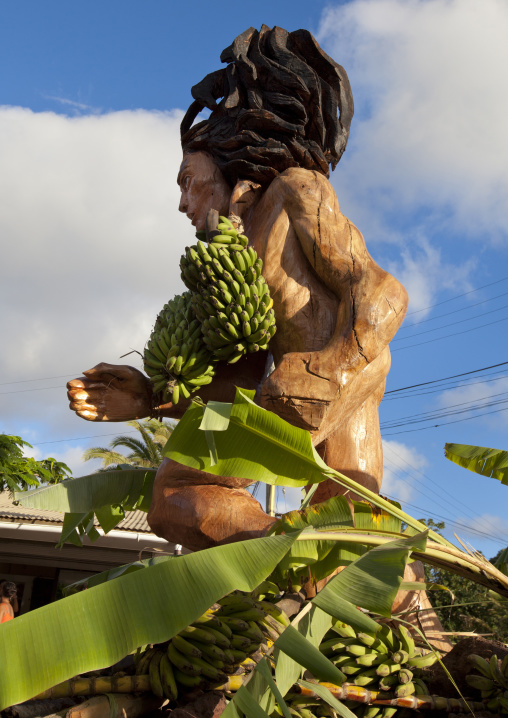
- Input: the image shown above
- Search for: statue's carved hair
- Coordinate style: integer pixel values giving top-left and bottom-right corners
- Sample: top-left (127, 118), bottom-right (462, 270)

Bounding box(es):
top-left (181, 25), bottom-right (354, 187)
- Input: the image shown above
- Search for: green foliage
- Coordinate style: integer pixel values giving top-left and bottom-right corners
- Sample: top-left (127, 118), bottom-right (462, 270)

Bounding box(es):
top-left (420, 519), bottom-right (508, 643)
top-left (445, 443), bottom-right (508, 485)
top-left (0, 434), bottom-right (71, 495)
top-left (16, 466), bottom-right (155, 546)
top-left (83, 418), bottom-right (175, 469)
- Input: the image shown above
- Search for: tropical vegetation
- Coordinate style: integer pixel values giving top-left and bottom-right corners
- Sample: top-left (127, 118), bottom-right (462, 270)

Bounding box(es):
top-left (2, 392), bottom-right (508, 712)
top-left (0, 433), bottom-right (71, 495)
top-left (83, 418), bottom-right (175, 469)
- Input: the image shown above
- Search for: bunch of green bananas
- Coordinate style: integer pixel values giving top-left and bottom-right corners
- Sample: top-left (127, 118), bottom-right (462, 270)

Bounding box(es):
top-left (143, 292), bottom-right (216, 405)
top-left (136, 591), bottom-right (289, 702)
top-left (466, 653), bottom-right (508, 712)
top-left (180, 218), bottom-right (276, 364)
top-left (319, 620), bottom-right (436, 704)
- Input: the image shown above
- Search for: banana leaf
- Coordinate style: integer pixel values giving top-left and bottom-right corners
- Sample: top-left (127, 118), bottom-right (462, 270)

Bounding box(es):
top-left (269, 496), bottom-right (355, 580)
top-left (298, 679), bottom-right (356, 718)
top-left (274, 605), bottom-right (336, 697)
top-left (63, 556), bottom-right (173, 596)
top-left (14, 467), bottom-right (155, 545)
top-left (312, 531), bottom-right (428, 620)
top-left (444, 443), bottom-right (508, 485)
top-left (164, 390), bottom-right (451, 548)
top-left (15, 467), bottom-right (155, 512)
top-left (163, 388), bottom-right (329, 486)
top-left (0, 532), bottom-right (297, 710)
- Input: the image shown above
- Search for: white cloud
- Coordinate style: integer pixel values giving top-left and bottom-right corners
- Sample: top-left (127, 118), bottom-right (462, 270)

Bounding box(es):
top-left (318, 0), bottom-right (508, 240)
top-left (0, 106), bottom-right (188, 453)
top-left (382, 439), bottom-right (427, 502)
top-left (387, 237), bottom-right (475, 315)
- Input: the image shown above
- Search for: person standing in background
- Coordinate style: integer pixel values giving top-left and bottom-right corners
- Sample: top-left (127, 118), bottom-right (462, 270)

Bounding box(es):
top-left (0, 581), bottom-right (17, 623)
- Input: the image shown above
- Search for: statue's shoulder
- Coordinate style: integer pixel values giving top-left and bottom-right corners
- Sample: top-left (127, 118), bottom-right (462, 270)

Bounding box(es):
top-left (267, 167), bottom-right (336, 205)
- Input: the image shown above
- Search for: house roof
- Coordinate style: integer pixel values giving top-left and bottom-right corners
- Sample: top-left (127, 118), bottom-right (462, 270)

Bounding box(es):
top-left (0, 492), bottom-right (151, 533)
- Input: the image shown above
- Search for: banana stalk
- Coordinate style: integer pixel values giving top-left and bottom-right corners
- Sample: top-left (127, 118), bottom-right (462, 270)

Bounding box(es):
top-left (296, 531), bottom-right (508, 598)
top-left (296, 682), bottom-right (486, 713)
top-left (33, 675), bottom-right (151, 700)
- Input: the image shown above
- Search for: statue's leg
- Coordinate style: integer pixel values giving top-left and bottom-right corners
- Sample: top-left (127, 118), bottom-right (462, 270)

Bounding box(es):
top-left (147, 459), bottom-right (276, 552)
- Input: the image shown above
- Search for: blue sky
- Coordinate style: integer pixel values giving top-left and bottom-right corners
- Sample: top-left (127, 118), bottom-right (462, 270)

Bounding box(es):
top-left (1, 0), bottom-right (508, 557)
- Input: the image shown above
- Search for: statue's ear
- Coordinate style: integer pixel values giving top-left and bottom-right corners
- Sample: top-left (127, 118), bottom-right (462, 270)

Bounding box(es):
top-left (230, 180), bottom-right (262, 216)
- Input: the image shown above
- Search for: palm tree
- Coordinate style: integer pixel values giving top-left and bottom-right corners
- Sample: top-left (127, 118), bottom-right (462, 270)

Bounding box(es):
top-left (83, 419), bottom-right (175, 469)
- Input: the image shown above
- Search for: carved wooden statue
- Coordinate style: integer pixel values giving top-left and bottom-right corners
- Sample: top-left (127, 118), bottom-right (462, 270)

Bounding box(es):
top-left (67, 26), bottom-right (407, 553)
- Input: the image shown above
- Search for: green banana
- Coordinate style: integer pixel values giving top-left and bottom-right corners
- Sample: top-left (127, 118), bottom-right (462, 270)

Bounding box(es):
top-left (172, 634), bottom-right (202, 658)
top-left (173, 668), bottom-right (203, 689)
top-left (190, 655), bottom-right (228, 684)
top-left (398, 668), bottom-right (413, 684)
top-left (149, 650), bottom-right (165, 697)
top-left (180, 625), bottom-right (217, 645)
top-left (407, 651), bottom-right (438, 668)
top-left (135, 646), bottom-right (157, 675)
top-left (160, 653), bottom-right (178, 701)
top-left (394, 681), bottom-right (415, 697)
top-left (397, 624), bottom-right (415, 656)
top-left (356, 652), bottom-right (389, 667)
top-left (391, 649), bottom-right (409, 664)
top-left (167, 642), bottom-right (202, 676)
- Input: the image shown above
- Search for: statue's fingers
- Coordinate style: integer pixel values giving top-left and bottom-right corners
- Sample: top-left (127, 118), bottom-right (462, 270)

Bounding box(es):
top-left (76, 409), bottom-right (100, 421)
top-left (66, 378), bottom-right (87, 390)
top-left (69, 399), bottom-right (101, 413)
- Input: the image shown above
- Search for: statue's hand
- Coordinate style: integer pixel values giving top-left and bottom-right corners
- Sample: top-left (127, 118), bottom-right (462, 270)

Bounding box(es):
top-left (67, 363), bottom-right (152, 422)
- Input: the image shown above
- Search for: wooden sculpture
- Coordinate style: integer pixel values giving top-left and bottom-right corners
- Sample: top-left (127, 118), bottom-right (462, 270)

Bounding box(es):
top-left (67, 26), bottom-right (408, 552)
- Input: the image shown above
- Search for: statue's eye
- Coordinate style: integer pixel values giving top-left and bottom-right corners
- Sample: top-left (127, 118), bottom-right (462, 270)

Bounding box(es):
top-left (182, 176), bottom-right (191, 190)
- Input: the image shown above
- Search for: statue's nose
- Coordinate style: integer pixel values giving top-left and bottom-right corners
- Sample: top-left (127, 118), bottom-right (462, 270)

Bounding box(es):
top-left (178, 197), bottom-right (187, 214)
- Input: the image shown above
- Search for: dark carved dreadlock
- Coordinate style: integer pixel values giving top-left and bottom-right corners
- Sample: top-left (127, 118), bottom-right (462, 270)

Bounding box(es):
top-left (181, 25), bottom-right (354, 188)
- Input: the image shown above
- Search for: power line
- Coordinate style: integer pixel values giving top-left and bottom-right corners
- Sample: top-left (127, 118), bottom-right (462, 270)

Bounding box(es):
top-left (386, 360), bottom-right (508, 395)
top-left (400, 289), bottom-right (508, 330)
top-left (384, 371), bottom-right (508, 402)
top-left (30, 430), bottom-right (139, 446)
top-left (382, 404), bottom-right (508, 436)
top-left (383, 444), bottom-right (487, 527)
top-left (381, 390), bottom-right (508, 430)
top-left (0, 373), bottom-right (77, 387)
top-left (0, 385), bottom-right (64, 396)
top-left (391, 313), bottom-right (508, 353)
top-left (392, 301), bottom-right (508, 343)
top-left (405, 275), bottom-right (508, 317)
top-left (382, 492), bottom-right (508, 549)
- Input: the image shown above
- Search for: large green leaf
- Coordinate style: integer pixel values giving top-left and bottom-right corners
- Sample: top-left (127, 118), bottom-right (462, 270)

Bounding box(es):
top-left (270, 497), bottom-right (354, 580)
top-left (275, 605), bottom-right (335, 696)
top-left (298, 680), bottom-right (356, 718)
top-left (445, 443), bottom-right (508, 485)
top-left (14, 468), bottom-right (155, 545)
top-left (0, 533), bottom-right (297, 710)
top-left (275, 624), bottom-right (345, 686)
top-left (164, 391), bottom-right (451, 547)
top-left (163, 388), bottom-right (329, 486)
top-left (312, 531), bottom-right (428, 621)
top-left (63, 556), bottom-right (173, 596)
top-left (15, 468), bottom-right (155, 512)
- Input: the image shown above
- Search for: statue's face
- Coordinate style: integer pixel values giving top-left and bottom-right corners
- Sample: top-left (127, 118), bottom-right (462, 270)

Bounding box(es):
top-left (177, 152), bottom-right (231, 231)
